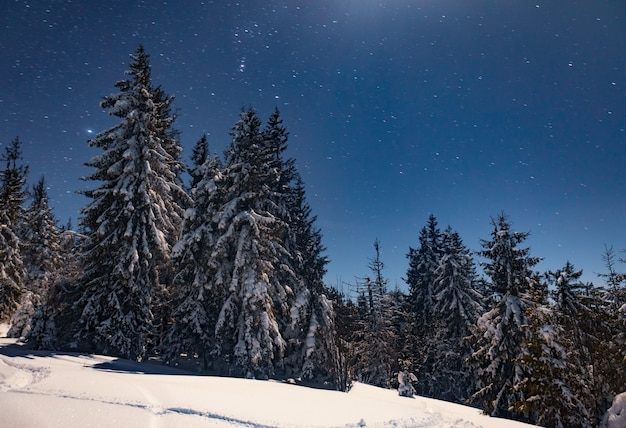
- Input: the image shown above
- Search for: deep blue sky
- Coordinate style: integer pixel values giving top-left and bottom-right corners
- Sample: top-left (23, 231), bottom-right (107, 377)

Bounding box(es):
top-left (2, 0), bottom-right (625, 289)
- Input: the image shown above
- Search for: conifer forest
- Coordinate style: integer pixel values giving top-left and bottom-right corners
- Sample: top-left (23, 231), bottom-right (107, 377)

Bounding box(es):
top-left (1, 46), bottom-right (625, 428)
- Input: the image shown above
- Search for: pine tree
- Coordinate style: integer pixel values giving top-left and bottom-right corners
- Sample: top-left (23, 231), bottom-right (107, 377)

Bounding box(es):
top-left (599, 245), bottom-right (626, 314)
top-left (403, 215), bottom-right (443, 394)
top-left (511, 261), bottom-right (595, 427)
top-left (188, 134), bottom-right (210, 190)
top-left (208, 108), bottom-right (293, 378)
top-left (513, 301), bottom-right (591, 427)
top-left (468, 213), bottom-right (541, 420)
top-left (352, 239), bottom-right (396, 388)
top-left (27, 220), bottom-right (85, 350)
top-left (8, 177), bottom-right (62, 338)
top-left (261, 109), bottom-right (344, 387)
top-left (72, 45), bottom-right (187, 360)
top-left (284, 175), bottom-right (344, 388)
top-left (405, 214), bottom-right (442, 326)
top-left (588, 252), bottom-right (626, 424)
top-left (0, 137), bottom-right (28, 323)
top-left (164, 136), bottom-right (224, 370)
top-left (424, 226), bottom-right (485, 402)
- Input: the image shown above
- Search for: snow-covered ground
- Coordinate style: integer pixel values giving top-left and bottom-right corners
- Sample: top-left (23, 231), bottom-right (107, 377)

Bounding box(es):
top-left (0, 332), bottom-right (532, 428)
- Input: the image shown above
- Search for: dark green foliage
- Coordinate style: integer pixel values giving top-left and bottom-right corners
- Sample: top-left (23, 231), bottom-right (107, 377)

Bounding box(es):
top-left (0, 137), bottom-right (28, 322)
top-left (406, 214), bottom-right (442, 326)
top-left (8, 177), bottom-right (62, 338)
top-left (514, 302), bottom-right (592, 427)
top-left (424, 227), bottom-right (485, 402)
top-left (72, 45), bottom-right (187, 360)
top-left (351, 240), bottom-right (396, 388)
top-left (469, 213), bottom-right (540, 419)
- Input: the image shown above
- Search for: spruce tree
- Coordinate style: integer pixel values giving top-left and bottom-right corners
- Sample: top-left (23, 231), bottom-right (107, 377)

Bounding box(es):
top-left (165, 136), bottom-right (224, 370)
top-left (208, 108), bottom-right (293, 378)
top-left (513, 301), bottom-right (591, 427)
top-left (8, 177), bottom-right (62, 338)
top-left (424, 226), bottom-right (484, 402)
top-left (0, 137), bottom-right (28, 323)
top-left (468, 213), bottom-right (541, 420)
top-left (27, 221), bottom-right (85, 350)
top-left (404, 215), bottom-right (443, 396)
top-left (188, 134), bottom-right (210, 190)
top-left (262, 109), bottom-right (344, 387)
top-left (72, 45), bottom-right (187, 360)
top-left (511, 261), bottom-right (594, 427)
top-left (352, 239), bottom-right (395, 388)
top-left (405, 214), bottom-right (442, 326)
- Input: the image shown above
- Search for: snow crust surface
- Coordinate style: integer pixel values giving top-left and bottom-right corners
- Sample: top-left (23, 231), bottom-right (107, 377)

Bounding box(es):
top-left (0, 338), bottom-right (533, 427)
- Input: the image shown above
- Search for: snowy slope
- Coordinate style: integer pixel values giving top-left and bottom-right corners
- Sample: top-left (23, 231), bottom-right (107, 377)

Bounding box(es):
top-left (0, 337), bottom-right (533, 428)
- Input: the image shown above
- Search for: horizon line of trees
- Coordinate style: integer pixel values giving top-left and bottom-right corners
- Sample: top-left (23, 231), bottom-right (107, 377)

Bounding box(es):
top-left (1, 45), bottom-right (625, 427)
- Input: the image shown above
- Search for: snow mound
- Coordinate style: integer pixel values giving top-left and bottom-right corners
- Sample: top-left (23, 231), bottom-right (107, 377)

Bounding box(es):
top-left (0, 338), bottom-right (532, 427)
top-left (602, 392), bottom-right (626, 428)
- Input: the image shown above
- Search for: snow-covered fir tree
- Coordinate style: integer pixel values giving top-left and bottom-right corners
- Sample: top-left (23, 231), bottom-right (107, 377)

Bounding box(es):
top-left (72, 45), bottom-right (187, 360)
top-left (513, 301), bottom-right (591, 427)
top-left (0, 137), bottom-right (28, 323)
top-left (509, 262), bottom-right (594, 427)
top-left (188, 134), bottom-right (211, 190)
top-left (352, 239), bottom-right (396, 388)
top-left (468, 213), bottom-right (541, 420)
top-left (204, 108), bottom-right (295, 378)
top-left (283, 174), bottom-right (344, 388)
top-left (8, 177), bottom-right (62, 338)
top-left (165, 108), bottom-right (342, 386)
top-left (583, 256), bottom-right (626, 425)
top-left (405, 214), bottom-right (442, 327)
top-left (397, 359), bottom-right (418, 397)
top-left (164, 135), bottom-right (225, 370)
top-left (26, 219), bottom-right (86, 350)
top-left (420, 226), bottom-right (485, 402)
top-left (262, 109), bottom-right (344, 387)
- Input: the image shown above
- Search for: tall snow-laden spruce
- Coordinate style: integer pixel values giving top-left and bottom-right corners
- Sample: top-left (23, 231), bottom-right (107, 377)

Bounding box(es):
top-left (166, 108), bottom-right (341, 384)
top-left (263, 109), bottom-right (343, 387)
top-left (284, 174), bottom-right (344, 388)
top-left (73, 46), bottom-right (187, 360)
top-left (468, 213), bottom-right (541, 420)
top-left (405, 214), bottom-right (442, 327)
top-left (424, 226), bottom-right (485, 402)
top-left (352, 239), bottom-right (396, 388)
top-left (208, 107), bottom-right (293, 379)
top-left (510, 262), bottom-right (593, 427)
top-left (164, 135), bottom-right (224, 370)
top-left (0, 137), bottom-right (28, 323)
top-left (8, 177), bottom-right (62, 338)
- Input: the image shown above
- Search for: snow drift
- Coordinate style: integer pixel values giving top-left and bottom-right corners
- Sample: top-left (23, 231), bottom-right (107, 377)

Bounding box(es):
top-left (0, 336), bottom-right (533, 427)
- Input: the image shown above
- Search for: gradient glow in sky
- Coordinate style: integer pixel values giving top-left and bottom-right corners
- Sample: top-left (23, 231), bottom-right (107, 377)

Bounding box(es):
top-left (2, 0), bottom-right (625, 288)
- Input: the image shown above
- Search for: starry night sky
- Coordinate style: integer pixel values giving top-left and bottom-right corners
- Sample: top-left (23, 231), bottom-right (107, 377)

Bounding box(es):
top-left (2, 0), bottom-right (625, 288)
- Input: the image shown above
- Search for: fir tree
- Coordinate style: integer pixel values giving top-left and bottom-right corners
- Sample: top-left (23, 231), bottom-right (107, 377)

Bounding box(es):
top-left (513, 302), bottom-right (591, 427)
top-left (284, 175), bottom-right (344, 388)
top-left (468, 213), bottom-right (541, 420)
top-left (0, 137), bottom-right (28, 322)
top-left (209, 108), bottom-right (293, 378)
top-left (422, 226), bottom-right (484, 402)
top-left (188, 134), bottom-right (210, 190)
top-left (599, 245), bottom-right (626, 314)
top-left (27, 219), bottom-right (86, 350)
top-left (405, 214), bottom-right (442, 326)
top-left (262, 110), bottom-right (344, 387)
top-left (513, 261), bottom-right (597, 427)
top-left (8, 177), bottom-right (62, 338)
top-left (164, 136), bottom-right (224, 370)
top-left (352, 239), bottom-right (395, 388)
top-left (72, 45), bottom-right (187, 360)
